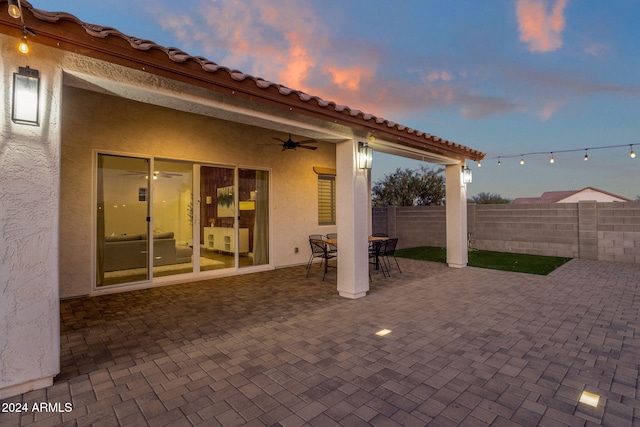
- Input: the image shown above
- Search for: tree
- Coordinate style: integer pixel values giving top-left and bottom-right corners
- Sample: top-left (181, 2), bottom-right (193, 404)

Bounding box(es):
top-left (372, 166), bottom-right (445, 207)
top-left (469, 192), bottom-right (512, 204)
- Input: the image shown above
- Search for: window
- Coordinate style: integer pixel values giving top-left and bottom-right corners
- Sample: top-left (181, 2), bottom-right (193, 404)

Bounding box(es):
top-left (318, 175), bottom-right (336, 225)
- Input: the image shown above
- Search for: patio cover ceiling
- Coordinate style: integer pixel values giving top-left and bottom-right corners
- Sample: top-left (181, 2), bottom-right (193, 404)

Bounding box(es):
top-left (1, 1), bottom-right (485, 165)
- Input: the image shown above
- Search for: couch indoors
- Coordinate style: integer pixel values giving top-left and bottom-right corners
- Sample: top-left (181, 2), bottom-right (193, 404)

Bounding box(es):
top-left (104, 232), bottom-right (192, 272)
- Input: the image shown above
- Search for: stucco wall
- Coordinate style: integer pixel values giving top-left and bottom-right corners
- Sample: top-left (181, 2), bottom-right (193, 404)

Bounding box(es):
top-left (60, 86), bottom-right (336, 298)
top-left (0, 36), bottom-right (61, 397)
top-left (373, 202), bottom-right (640, 263)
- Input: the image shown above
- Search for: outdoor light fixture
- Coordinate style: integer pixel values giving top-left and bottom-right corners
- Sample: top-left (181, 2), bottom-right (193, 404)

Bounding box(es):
top-left (358, 141), bottom-right (373, 170)
top-left (462, 165), bottom-right (472, 184)
top-left (8, 0), bottom-right (21, 19)
top-left (375, 329), bottom-right (391, 337)
top-left (12, 66), bottom-right (40, 126)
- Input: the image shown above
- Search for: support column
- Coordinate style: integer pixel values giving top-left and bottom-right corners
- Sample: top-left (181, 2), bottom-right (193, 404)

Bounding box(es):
top-left (0, 52), bottom-right (61, 398)
top-left (335, 138), bottom-right (370, 299)
top-left (445, 163), bottom-right (468, 268)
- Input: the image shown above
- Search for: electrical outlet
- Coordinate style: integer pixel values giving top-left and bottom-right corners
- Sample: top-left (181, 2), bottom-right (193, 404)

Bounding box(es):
top-left (294, 247), bottom-right (299, 253)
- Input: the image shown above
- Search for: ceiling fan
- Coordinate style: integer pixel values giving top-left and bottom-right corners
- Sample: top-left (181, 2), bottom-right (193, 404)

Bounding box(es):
top-left (263, 134), bottom-right (318, 151)
top-left (122, 170), bottom-right (183, 179)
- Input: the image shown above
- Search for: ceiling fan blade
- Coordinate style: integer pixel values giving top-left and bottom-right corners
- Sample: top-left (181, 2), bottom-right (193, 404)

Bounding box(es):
top-left (272, 137), bottom-right (287, 143)
top-left (298, 145), bottom-right (318, 150)
top-left (296, 139), bottom-right (316, 145)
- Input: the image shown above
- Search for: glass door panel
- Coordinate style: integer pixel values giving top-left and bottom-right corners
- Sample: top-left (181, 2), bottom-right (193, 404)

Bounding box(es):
top-left (152, 160), bottom-right (194, 277)
top-left (239, 169), bottom-right (269, 268)
top-left (200, 166), bottom-right (236, 270)
top-left (97, 154), bottom-right (150, 287)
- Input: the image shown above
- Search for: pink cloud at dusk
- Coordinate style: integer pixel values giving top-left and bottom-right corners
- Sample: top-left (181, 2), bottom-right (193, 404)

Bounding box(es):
top-left (153, 1), bottom-right (567, 122)
top-left (516, 0), bottom-right (568, 53)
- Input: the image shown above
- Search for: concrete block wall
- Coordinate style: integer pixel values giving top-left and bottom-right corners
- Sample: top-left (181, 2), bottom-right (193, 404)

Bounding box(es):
top-left (372, 201), bottom-right (640, 264)
top-left (470, 203), bottom-right (579, 258)
top-left (597, 202), bottom-right (640, 263)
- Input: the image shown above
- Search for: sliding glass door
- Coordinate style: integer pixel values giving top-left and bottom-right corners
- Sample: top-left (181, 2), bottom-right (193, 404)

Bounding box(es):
top-left (97, 154), bottom-right (150, 287)
top-left (152, 160), bottom-right (194, 277)
top-left (239, 169), bottom-right (269, 268)
top-left (200, 166), bottom-right (236, 270)
top-left (97, 155), bottom-right (270, 288)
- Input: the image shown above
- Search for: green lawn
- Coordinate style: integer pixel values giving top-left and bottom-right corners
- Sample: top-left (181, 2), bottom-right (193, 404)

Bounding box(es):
top-left (395, 246), bottom-right (571, 275)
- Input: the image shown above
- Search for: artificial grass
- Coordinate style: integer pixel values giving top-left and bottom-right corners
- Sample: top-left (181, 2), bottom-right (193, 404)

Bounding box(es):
top-left (395, 246), bottom-right (571, 275)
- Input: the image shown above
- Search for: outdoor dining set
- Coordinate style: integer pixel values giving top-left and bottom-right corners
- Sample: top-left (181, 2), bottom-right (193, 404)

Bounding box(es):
top-left (306, 233), bottom-right (401, 281)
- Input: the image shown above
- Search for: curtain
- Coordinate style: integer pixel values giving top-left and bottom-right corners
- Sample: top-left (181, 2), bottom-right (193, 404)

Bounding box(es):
top-left (253, 170), bottom-right (269, 265)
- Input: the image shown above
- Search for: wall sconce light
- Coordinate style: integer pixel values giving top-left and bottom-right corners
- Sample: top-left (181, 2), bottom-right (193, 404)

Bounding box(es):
top-left (8, 0), bottom-right (21, 19)
top-left (358, 141), bottom-right (373, 170)
top-left (12, 66), bottom-right (40, 126)
top-left (462, 165), bottom-right (472, 184)
top-left (205, 196), bottom-right (212, 205)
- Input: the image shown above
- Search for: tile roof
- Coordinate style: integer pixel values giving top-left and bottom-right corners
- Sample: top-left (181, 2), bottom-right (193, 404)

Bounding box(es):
top-left (3, 1), bottom-right (484, 162)
top-left (513, 187), bottom-right (630, 204)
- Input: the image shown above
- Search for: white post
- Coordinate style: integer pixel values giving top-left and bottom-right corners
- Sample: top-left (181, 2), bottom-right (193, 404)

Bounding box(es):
top-left (335, 138), bottom-right (370, 298)
top-left (445, 162), bottom-right (468, 268)
top-left (0, 47), bottom-right (61, 398)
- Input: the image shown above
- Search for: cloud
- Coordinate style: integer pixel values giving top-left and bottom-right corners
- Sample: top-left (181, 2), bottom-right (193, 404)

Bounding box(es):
top-left (425, 70), bottom-right (454, 83)
top-left (516, 0), bottom-right (568, 53)
top-left (152, 1), bottom-right (530, 121)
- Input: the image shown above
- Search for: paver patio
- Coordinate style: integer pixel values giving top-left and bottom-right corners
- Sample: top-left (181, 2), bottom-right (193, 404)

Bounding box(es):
top-left (1, 258), bottom-right (639, 426)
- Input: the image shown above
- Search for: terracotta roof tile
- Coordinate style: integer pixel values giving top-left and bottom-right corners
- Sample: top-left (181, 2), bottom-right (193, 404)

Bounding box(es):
top-left (19, 1), bottom-right (485, 161)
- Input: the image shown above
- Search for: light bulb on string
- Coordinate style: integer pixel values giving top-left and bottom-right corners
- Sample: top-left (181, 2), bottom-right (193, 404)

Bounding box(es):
top-left (497, 157), bottom-right (501, 166)
top-left (8, 0), bottom-right (21, 19)
top-left (549, 152), bottom-right (555, 164)
top-left (520, 156), bottom-right (525, 165)
top-left (631, 145), bottom-right (636, 159)
top-left (584, 149), bottom-right (588, 161)
top-left (18, 36), bottom-right (29, 53)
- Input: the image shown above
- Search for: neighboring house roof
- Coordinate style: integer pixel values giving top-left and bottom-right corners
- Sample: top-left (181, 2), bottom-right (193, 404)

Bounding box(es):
top-left (513, 187), bottom-right (630, 204)
top-left (0, 1), bottom-right (485, 163)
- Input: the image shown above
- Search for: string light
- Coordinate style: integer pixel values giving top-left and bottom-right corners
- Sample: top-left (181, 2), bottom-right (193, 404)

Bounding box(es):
top-left (8, 0), bottom-right (21, 19)
top-left (18, 33), bottom-right (29, 54)
top-left (486, 143), bottom-right (636, 165)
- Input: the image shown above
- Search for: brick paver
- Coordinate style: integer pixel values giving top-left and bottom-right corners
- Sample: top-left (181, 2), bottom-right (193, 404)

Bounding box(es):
top-left (1, 258), bottom-right (639, 426)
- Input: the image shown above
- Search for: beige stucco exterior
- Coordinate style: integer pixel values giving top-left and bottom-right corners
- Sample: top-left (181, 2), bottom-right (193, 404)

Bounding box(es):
top-left (60, 85), bottom-right (339, 298)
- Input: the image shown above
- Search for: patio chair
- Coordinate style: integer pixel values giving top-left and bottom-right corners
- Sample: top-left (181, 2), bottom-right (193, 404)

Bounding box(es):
top-left (368, 239), bottom-right (389, 279)
top-left (371, 233), bottom-right (389, 237)
top-left (381, 238), bottom-right (401, 274)
top-left (306, 236), bottom-right (335, 280)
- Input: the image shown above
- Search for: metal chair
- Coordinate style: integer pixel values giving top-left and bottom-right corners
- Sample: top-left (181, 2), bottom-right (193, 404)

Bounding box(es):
top-left (306, 236), bottom-right (335, 280)
top-left (368, 239), bottom-right (389, 279)
top-left (381, 238), bottom-right (401, 274)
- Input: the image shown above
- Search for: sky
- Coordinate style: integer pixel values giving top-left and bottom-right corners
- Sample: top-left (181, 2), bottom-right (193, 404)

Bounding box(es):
top-left (32, 0), bottom-right (640, 200)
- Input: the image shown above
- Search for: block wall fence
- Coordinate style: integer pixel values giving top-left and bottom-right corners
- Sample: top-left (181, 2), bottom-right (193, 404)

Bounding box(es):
top-left (372, 201), bottom-right (640, 264)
